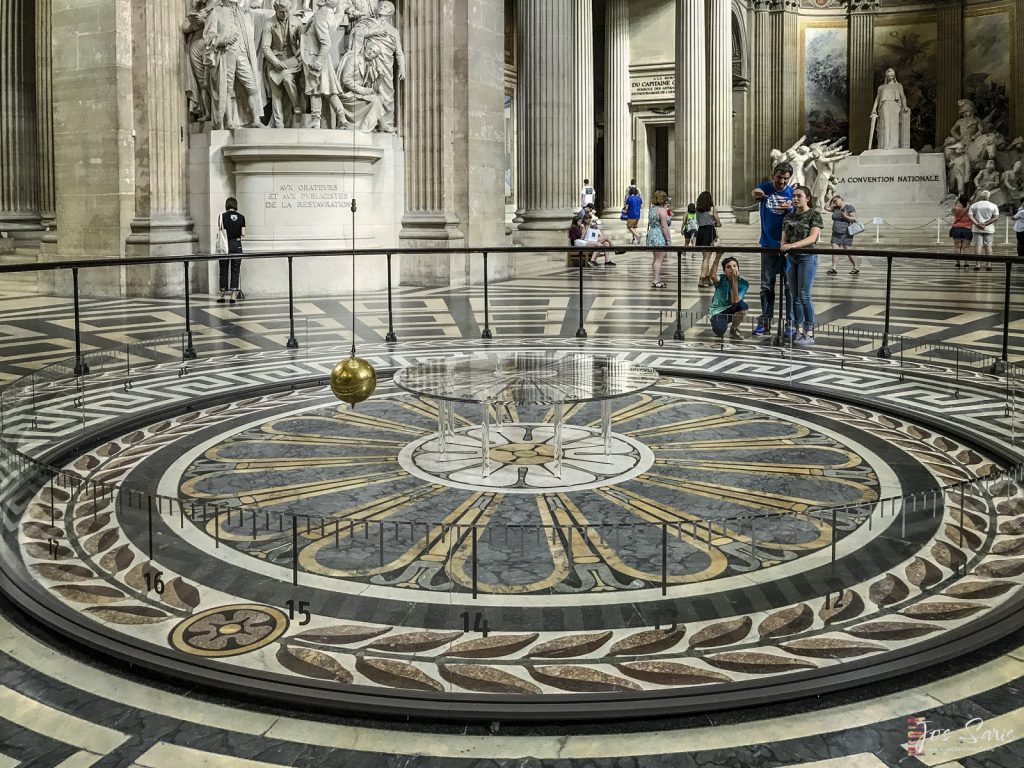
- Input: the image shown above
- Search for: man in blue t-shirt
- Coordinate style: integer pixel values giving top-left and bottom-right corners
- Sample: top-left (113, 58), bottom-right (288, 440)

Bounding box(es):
top-left (751, 162), bottom-right (794, 336)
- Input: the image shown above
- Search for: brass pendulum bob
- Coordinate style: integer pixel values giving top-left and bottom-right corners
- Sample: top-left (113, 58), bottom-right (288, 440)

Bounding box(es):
top-left (330, 355), bottom-right (376, 405)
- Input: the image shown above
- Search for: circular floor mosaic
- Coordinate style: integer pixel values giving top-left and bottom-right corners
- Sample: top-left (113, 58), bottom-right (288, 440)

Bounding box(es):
top-left (12, 364), bottom-right (1023, 718)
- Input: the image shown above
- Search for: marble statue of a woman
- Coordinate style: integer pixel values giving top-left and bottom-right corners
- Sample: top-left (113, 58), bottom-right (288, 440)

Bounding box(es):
top-left (869, 68), bottom-right (911, 150)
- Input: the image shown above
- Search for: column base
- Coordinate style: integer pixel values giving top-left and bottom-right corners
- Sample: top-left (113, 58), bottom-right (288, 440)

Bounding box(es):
top-left (125, 216), bottom-right (199, 298)
top-left (0, 215), bottom-right (45, 244)
top-left (399, 212), bottom-right (467, 287)
top-left (513, 209), bottom-right (577, 248)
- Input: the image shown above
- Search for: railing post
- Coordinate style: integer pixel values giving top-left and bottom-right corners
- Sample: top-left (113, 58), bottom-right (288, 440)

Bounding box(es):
top-left (285, 256), bottom-right (299, 349)
top-left (575, 247), bottom-right (587, 338)
top-left (182, 261), bottom-right (197, 360)
top-left (877, 255), bottom-right (893, 359)
top-left (72, 268), bottom-right (90, 376)
top-left (481, 250), bottom-right (493, 339)
top-left (772, 254), bottom-right (787, 347)
top-left (385, 252), bottom-right (397, 342)
top-left (990, 261), bottom-right (1011, 375)
top-left (673, 248), bottom-right (684, 340)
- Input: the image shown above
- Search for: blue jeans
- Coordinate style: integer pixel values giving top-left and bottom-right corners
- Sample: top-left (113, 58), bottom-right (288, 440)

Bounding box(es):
top-left (759, 251), bottom-right (793, 326)
top-left (710, 300), bottom-right (749, 336)
top-left (787, 253), bottom-right (817, 330)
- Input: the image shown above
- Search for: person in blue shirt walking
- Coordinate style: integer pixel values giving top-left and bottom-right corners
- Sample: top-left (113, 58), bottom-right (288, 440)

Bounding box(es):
top-left (708, 256), bottom-right (749, 340)
top-left (622, 186), bottom-right (643, 244)
top-left (751, 162), bottom-right (795, 336)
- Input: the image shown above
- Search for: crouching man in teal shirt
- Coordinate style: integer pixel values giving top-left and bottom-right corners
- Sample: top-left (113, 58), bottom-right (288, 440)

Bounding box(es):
top-left (709, 256), bottom-right (749, 340)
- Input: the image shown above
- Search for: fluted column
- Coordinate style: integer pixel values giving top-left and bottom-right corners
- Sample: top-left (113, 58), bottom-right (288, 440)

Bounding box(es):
top-left (1011, 1), bottom-right (1023, 137)
top-left (602, 0), bottom-right (631, 218)
top-left (0, 0), bottom-right (42, 242)
top-left (573, 0), bottom-right (594, 198)
top-left (847, 0), bottom-right (878, 153)
top-left (35, 0), bottom-right (55, 238)
top-left (675, 0), bottom-right (707, 205)
top-left (935, 2), bottom-right (963, 144)
top-left (771, 0), bottom-right (800, 151)
top-left (125, 0), bottom-right (197, 295)
top-left (707, 0), bottom-right (733, 218)
top-left (400, 0), bottom-right (464, 247)
top-left (751, 0), bottom-right (773, 178)
top-left (514, 0), bottom-right (594, 245)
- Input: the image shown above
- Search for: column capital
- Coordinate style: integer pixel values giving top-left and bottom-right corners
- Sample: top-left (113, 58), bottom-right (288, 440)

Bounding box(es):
top-left (847, 0), bottom-right (880, 14)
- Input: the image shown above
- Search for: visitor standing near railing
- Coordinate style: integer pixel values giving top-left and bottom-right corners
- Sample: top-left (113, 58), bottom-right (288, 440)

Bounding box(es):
top-left (1014, 198), bottom-right (1024, 259)
top-left (950, 194), bottom-right (973, 270)
top-left (646, 189), bottom-right (672, 289)
top-left (968, 190), bottom-right (999, 272)
top-left (751, 162), bottom-right (795, 336)
top-left (780, 186), bottom-right (822, 346)
top-left (695, 191), bottom-right (723, 289)
top-left (217, 197), bottom-right (246, 304)
top-left (826, 195), bottom-right (860, 275)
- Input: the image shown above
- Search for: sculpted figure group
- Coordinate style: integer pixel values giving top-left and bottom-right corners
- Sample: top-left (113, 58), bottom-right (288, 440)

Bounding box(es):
top-left (769, 135), bottom-right (850, 203)
top-left (183, 0), bottom-right (405, 133)
top-left (942, 98), bottom-right (1024, 204)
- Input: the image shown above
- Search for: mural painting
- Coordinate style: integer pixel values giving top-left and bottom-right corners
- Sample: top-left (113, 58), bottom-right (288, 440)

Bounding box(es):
top-left (963, 9), bottom-right (1012, 136)
top-left (872, 20), bottom-right (937, 149)
top-left (803, 25), bottom-right (849, 143)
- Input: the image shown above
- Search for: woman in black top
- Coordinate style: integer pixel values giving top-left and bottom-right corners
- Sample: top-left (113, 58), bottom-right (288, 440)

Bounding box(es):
top-left (218, 197), bottom-right (246, 303)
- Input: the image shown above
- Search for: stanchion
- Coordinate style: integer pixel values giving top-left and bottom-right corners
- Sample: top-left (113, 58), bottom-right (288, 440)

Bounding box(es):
top-left (481, 251), bottom-right (493, 339)
top-left (182, 262), bottom-right (197, 360)
top-left (285, 256), bottom-right (299, 349)
top-left (72, 268), bottom-right (90, 376)
top-left (575, 248), bottom-right (587, 338)
top-left (877, 255), bottom-right (893, 358)
top-left (385, 252), bottom-right (397, 342)
top-left (673, 248), bottom-right (684, 340)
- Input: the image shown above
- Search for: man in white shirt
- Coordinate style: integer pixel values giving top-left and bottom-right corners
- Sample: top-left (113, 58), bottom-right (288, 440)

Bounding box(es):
top-left (968, 189), bottom-right (999, 271)
top-left (579, 178), bottom-right (596, 210)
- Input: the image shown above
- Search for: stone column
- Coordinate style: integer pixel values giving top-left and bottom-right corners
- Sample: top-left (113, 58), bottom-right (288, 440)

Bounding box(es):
top-left (602, 0), bottom-right (631, 219)
top-left (573, 0), bottom-right (595, 200)
top-left (847, 0), bottom-right (879, 153)
top-left (36, 0), bottom-right (56, 239)
top-left (48, 0), bottom-right (136, 296)
top-left (707, 0), bottom-right (733, 219)
top-left (400, 0), bottom-right (465, 253)
top-left (125, 0), bottom-right (197, 296)
top-left (514, 0), bottom-right (594, 246)
top-left (935, 2), bottom-right (963, 144)
top-left (674, 0), bottom-right (707, 205)
top-left (400, 0), bottom-right (507, 286)
top-left (771, 0), bottom-right (800, 151)
top-left (0, 0), bottom-right (42, 243)
top-left (1015, 0), bottom-right (1024, 137)
top-left (751, 0), bottom-right (773, 180)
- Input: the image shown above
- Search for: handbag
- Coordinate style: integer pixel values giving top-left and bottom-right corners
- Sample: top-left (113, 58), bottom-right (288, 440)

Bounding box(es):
top-left (847, 221), bottom-right (865, 236)
top-left (619, 205), bottom-right (629, 221)
top-left (215, 214), bottom-right (228, 254)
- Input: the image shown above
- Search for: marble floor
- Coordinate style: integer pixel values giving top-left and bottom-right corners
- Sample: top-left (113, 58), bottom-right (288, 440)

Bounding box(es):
top-left (1, 250), bottom-right (1024, 767)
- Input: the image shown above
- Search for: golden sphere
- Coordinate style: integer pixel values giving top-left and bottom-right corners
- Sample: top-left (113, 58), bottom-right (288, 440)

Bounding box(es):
top-left (330, 356), bottom-right (377, 405)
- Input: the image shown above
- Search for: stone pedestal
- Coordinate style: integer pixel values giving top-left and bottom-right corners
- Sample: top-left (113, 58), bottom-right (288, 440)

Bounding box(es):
top-left (190, 129), bottom-right (404, 298)
top-left (832, 151), bottom-right (947, 206)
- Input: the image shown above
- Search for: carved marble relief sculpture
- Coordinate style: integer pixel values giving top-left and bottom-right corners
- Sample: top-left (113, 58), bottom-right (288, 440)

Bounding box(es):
top-left (184, 0), bottom-right (404, 133)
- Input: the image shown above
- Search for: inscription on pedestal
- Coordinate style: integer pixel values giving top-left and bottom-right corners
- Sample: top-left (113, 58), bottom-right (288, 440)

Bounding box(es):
top-left (265, 184), bottom-right (352, 211)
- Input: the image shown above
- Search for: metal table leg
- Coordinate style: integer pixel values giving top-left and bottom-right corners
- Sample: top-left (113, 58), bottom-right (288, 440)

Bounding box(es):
top-left (553, 402), bottom-right (564, 479)
top-left (481, 402), bottom-right (491, 477)
top-left (601, 399), bottom-right (612, 454)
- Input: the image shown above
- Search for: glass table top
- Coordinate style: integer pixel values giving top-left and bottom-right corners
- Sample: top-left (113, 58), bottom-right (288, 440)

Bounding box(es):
top-left (393, 352), bottom-right (659, 405)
